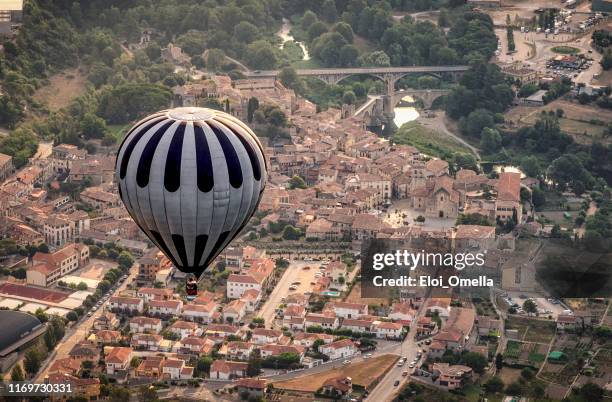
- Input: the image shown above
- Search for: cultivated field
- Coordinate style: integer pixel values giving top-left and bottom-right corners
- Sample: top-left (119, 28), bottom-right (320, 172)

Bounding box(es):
top-left (272, 354), bottom-right (398, 392)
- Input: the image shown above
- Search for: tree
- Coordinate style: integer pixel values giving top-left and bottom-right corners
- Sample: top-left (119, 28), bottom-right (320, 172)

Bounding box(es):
top-left (138, 385), bottom-right (159, 402)
top-left (520, 156), bottom-right (541, 178)
top-left (461, 352), bottom-right (487, 374)
top-left (282, 225), bottom-right (302, 240)
top-left (77, 282), bottom-right (88, 291)
top-left (289, 175), bottom-right (307, 189)
top-left (246, 349), bottom-right (262, 377)
top-left (464, 109), bottom-right (495, 138)
top-left (456, 213), bottom-right (491, 226)
top-left (522, 299), bottom-right (537, 316)
top-left (24, 349), bottom-right (43, 376)
top-left (600, 49), bottom-right (612, 71)
top-left (279, 68), bottom-right (300, 91)
top-left (130, 356), bottom-right (142, 369)
top-left (307, 21), bottom-right (328, 42)
top-left (342, 91), bottom-right (356, 105)
top-left (302, 11), bottom-right (318, 30)
top-left (311, 32), bottom-right (348, 67)
top-left (495, 353), bottom-right (503, 370)
top-left (484, 376), bottom-right (504, 393)
top-left (66, 311), bottom-right (78, 321)
top-left (234, 21), bottom-right (259, 44)
top-left (245, 40), bottom-right (277, 69)
top-left (480, 127), bottom-right (502, 153)
top-left (577, 382), bottom-right (604, 401)
top-left (11, 365), bottom-right (24, 381)
top-left (117, 251), bottom-right (134, 270)
top-left (358, 51), bottom-right (391, 67)
top-left (320, 0), bottom-right (338, 23)
top-left (247, 97), bottom-right (259, 123)
top-left (521, 367), bottom-right (534, 380)
top-left (505, 382), bottom-right (524, 396)
top-left (205, 49), bottom-right (226, 72)
top-left (339, 44), bottom-right (359, 67)
top-left (81, 113), bottom-right (107, 139)
top-left (196, 356), bottom-right (213, 377)
top-left (332, 22), bottom-right (354, 43)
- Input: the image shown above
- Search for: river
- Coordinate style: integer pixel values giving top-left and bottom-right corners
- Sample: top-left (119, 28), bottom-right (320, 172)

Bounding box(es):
top-left (393, 96), bottom-right (420, 128)
top-left (277, 18), bottom-right (310, 61)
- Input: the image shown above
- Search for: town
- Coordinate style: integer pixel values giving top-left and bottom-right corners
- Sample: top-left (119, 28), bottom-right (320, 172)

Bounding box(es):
top-left (0, 0), bottom-right (611, 401)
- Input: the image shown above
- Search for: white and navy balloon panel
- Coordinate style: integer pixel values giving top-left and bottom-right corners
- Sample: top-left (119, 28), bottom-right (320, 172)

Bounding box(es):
top-left (115, 107), bottom-right (267, 278)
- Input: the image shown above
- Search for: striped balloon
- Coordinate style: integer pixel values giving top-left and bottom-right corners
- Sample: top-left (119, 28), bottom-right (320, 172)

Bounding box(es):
top-left (115, 107), bottom-right (267, 278)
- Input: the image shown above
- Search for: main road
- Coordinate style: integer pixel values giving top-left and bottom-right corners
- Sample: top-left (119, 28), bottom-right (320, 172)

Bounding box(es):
top-left (365, 303), bottom-right (427, 401)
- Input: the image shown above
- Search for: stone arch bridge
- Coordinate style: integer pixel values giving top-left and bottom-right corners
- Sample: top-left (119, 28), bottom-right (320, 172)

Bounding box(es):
top-left (244, 65), bottom-right (467, 129)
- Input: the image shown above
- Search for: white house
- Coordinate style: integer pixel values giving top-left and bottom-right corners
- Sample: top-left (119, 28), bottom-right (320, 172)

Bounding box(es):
top-left (373, 321), bottom-right (404, 339)
top-left (320, 339), bottom-right (358, 360)
top-left (137, 287), bottom-right (173, 302)
top-left (162, 359), bottom-right (194, 380)
top-left (226, 341), bottom-right (254, 361)
top-left (109, 296), bottom-right (144, 313)
top-left (327, 302), bottom-right (368, 319)
top-left (556, 315), bottom-right (578, 332)
top-left (182, 302), bottom-right (220, 323)
top-left (210, 360), bottom-right (248, 380)
top-left (129, 316), bottom-right (162, 334)
top-left (168, 320), bottom-right (203, 339)
top-left (304, 313), bottom-right (339, 329)
top-left (251, 328), bottom-right (283, 345)
top-left (340, 318), bottom-right (373, 333)
top-left (148, 299), bottom-right (183, 316)
top-left (223, 299), bottom-right (247, 323)
top-left (105, 347), bottom-right (132, 375)
top-left (388, 302), bottom-right (415, 323)
top-left (131, 333), bottom-right (163, 351)
top-left (227, 274), bottom-right (262, 299)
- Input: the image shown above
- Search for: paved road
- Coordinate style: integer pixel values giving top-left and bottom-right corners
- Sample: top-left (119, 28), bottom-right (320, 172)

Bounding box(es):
top-left (365, 306), bottom-right (427, 402)
top-left (35, 265), bottom-right (138, 381)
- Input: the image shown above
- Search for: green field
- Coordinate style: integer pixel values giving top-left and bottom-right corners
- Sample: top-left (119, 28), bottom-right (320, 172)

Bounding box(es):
top-left (392, 121), bottom-right (472, 158)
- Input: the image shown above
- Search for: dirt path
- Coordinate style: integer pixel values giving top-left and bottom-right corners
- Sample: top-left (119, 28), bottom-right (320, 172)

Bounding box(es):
top-left (417, 113), bottom-right (481, 160)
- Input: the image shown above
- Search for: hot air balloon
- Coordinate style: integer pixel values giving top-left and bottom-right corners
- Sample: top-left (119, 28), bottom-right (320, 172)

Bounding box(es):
top-left (115, 107), bottom-right (267, 292)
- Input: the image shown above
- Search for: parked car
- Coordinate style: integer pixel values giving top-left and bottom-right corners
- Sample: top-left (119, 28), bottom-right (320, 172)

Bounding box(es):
top-left (394, 380), bottom-right (400, 386)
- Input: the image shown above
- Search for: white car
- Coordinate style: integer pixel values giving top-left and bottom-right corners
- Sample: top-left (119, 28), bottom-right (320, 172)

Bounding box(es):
top-left (289, 285), bottom-right (298, 291)
top-left (343, 360), bottom-right (351, 365)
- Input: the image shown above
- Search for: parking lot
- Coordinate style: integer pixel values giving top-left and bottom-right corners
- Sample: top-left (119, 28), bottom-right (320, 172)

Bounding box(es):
top-left (504, 291), bottom-right (570, 318)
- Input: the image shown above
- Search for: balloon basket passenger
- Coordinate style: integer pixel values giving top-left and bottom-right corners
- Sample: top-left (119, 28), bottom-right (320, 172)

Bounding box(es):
top-left (186, 276), bottom-right (198, 300)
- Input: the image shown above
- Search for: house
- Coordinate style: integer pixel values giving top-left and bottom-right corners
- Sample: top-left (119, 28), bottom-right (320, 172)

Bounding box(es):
top-left (433, 330), bottom-right (464, 351)
top-left (137, 287), bottom-right (173, 302)
top-left (428, 341), bottom-right (447, 358)
top-left (495, 172), bottom-right (522, 223)
top-left (226, 341), bottom-right (254, 361)
top-left (148, 299), bottom-right (183, 316)
top-left (283, 304), bottom-right (306, 322)
top-left (223, 299), bottom-right (247, 323)
top-left (260, 344), bottom-right (305, 361)
top-left (68, 341), bottom-right (99, 363)
top-left (475, 316), bottom-right (502, 337)
top-left (162, 358), bottom-right (194, 380)
top-left (417, 316), bottom-right (436, 337)
top-left (319, 339), bottom-right (358, 360)
top-left (210, 360), bottom-right (248, 380)
top-left (93, 312), bottom-right (119, 330)
top-left (129, 316), bottom-right (162, 334)
top-left (47, 374), bottom-right (100, 400)
top-left (556, 315), bottom-right (578, 332)
top-left (373, 321), bottom-right (404, 339)
top-left (109, 296), bottom-right (144, 313)
top-left (135, 357), bottom-right (164, 378)
top-left (93, 330), bottom-right (121, 346)
top-left (235, 378), bottom-right (267, 399)
top-left (168, 320), bottom-right (203, 339)
top-left (206, 324), bottom-right (241, 339)
top-left (240, 289), bottom-right (261, 312)
top-left (131, 333), bottom-right (163, 351)
top-left (251, 328), bottom-right (284, 345)
top-left (292, 332), bottom-right (335, 348)
top-left (389, 302), bottom-right (415, 324)
top-left (49, 357), bottom-right (82, 376)
top-left (27, 243), bottom-right (89, 287)
top-left (0, 153), bottom-right (14, 182)
top-left (304, 313), bottom-right (339, 329)
top-left (340, 318), bottom-right (373, 333)
top-left (172, 336), bottom-right (210, 356)
top-left (105, 347), bottom-right (132, 376)
top-left (227, 274), bottom-right (262, 299)
top-left (432, 363), bottom-right (472, 390)
top-left (319, 376), bottom-right (353, 398)
top-left (182, 302), bottom-right (220, 323)
top-left (325, 302), bottom-right (368, 319)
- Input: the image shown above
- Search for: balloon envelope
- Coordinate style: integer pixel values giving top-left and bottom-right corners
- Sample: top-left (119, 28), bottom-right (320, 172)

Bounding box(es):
top-left (115, 107), bottom-right (267, 278)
